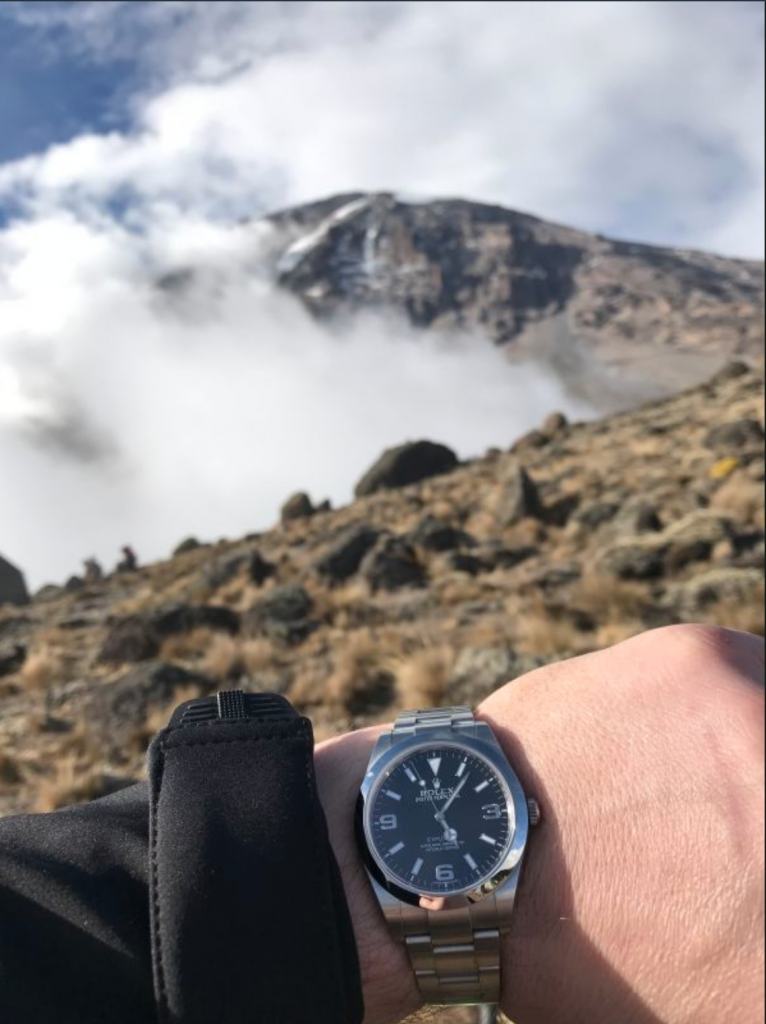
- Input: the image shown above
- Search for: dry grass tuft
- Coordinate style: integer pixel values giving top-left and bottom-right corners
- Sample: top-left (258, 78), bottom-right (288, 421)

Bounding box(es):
top-left (196, 635), bottom-right (281, 683)
top-left (595, 620), bottom-right (647, 648)
top-left (510, 598), bottom-right (586, 659)
top-left (395, 646), bottom-right (455, 709)
top-left (130, 684), bottom-right (205, 753)
top-left (160, 627), bottom-right (216, 662)
top-left (200, 634), bottom-right (243, 682)
top-left (113, 586), bottom-right (157, 616)
top-left (55, 720), bottom-right (103, 762)
top-left (241, 638), bottom-right (279, 677)
top-left (570, 572), bottom-right (650, 624)
top-left (694, 583), bottom-right (766, 637)
top-left (289, 661), bottom-right (331, 710)
top-left (0, 749), bottom-right (22, 789)
top-left (34, 758), bottom-right (108, 813)
top-left (712, 474), bottom-right (765, 528)
top-left (20, 648), bottom-right (63, 693)
top-left (325, 630), bottom-right (396, 715)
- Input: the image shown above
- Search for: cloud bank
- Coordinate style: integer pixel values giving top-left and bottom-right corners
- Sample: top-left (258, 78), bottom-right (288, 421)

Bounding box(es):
top-left (0, 210), bottom-right (593, 586)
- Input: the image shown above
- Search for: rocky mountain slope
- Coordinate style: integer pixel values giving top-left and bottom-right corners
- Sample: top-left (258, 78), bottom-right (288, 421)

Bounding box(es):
top-left (262, 193), bottom-right (764, 409)
top-left (1, 361), bottom-right (763, 823)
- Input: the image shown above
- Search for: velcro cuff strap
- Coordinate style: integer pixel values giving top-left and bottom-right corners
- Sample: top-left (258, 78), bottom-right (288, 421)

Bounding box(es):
top-left (148, 717), bottom-right (363, 1023)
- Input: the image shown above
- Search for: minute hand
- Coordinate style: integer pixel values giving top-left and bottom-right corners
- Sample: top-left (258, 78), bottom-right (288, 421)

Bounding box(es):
top-left (439, 773), bottom-right (469, 816)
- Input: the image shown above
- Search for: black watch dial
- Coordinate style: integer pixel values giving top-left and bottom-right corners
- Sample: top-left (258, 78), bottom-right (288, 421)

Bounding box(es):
top-left (366, 744), bottom-right (514, 896)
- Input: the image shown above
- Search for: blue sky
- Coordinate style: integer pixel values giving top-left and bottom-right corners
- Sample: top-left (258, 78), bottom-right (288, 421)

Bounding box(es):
top-left (0, 0), bottom-right (763, 253)
top-left (0, 11), bottom-right (133, 165)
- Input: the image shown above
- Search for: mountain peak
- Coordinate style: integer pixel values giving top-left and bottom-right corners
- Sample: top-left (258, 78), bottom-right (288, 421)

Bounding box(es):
top-left (265, 192), bottom-right (764, 411)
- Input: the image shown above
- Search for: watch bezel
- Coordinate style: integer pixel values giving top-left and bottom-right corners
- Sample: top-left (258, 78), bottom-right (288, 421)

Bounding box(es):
top-left (356, 731), bottom-right (530, 907)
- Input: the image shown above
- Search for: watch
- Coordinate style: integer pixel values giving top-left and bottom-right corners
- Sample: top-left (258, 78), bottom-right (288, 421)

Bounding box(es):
top-left (356, 706), bottom-right (540, 1007)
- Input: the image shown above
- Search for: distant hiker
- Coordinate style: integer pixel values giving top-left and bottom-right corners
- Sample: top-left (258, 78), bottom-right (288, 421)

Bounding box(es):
top-left (83, 558), bottom-right (103, 585)
top-left (116, 545), bottom-right (138, 573)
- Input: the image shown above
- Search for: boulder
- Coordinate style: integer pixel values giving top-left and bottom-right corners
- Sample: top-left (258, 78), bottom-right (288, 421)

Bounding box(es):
top-left (315, 525), bottom-right (381, 583)
top-left (545, 494), bottom-right (580, 528)
top-left (509, 428), bottom-right (549, 453)
top-left (575, 502), bottom-right (620, 529)
top-left (0, 555), bottom-right (29, 608)
top-left (708, 361), bottom-right (751, 386)
top-left (0, 643), bottom-right (26, 678)
top-left (280, 492), bottom-right (315, 522)
top-left (451, 646), bottom-right (518, 695)
top-left (173, 537), bottom-right (203, 557)
top-left (249, 551), bottom-right (277, 586)
top-left (205, 555), bottom-right (245, 591)
top-left (361, 538), bottom-right (427, 592)
top-left (0, 616), bottom-right (29, 643)
top-left (496, 468), bottom-right (545, 525)
top-left (409, 516), bottom-right (475, 553)
top-left (476, 543), bottom-right (539, 571)
top-left (97, 604), bottom-right (240, 666)
top-left (542, 411), bottom-right (569, 437)
top-left (244, 585), bottom-right (316, 645)
top-left (98, 616), bottom-right (161, 665)
top-left (450, 647), bottom-right (546, 704)
top-left (88, 662), bottom-right (210, 754)
top-left (705, 419), bottom-right (764, 452)
top-left (354, 441), bottom-right (458, 497)
top-left (612, 498), bottom-right (663, 536)
top-left (439, 552), bottom-right (485, 576)
top-left (668, 568), bottom-right (765, 618)
top-left (528, 561), bottom-right (583, 590)
top-left (597, 541), bottom-right (665, 580)
top-left (151, 604), bottom-right (240, 638)
top-left (64, 575), bottom-right (84, 593)
top-left (662, 512), bottom-right (733, 571)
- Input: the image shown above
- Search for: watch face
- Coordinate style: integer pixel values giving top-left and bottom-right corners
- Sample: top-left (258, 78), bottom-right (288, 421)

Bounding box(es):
top-left (365, 742), bottom-right (515, 897)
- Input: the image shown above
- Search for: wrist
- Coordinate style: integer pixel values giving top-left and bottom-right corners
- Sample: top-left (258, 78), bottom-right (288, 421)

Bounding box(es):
top-left (313, 626), bottom-right (765, 1024)
top-left (314, 727), bottom-right (423, 1024)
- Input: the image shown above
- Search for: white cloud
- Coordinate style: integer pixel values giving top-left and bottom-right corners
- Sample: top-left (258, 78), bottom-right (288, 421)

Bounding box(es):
top-left (0, 209), bottom-right (593, 586)
top-left (0, 1), bottom-right (763, 586)
top-left (1, 2), bottom-right (763, 252)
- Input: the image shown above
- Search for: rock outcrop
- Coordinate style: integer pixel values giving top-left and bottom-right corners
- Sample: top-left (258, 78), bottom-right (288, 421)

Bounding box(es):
top-left (0, 555), bottom-right (29, 609)
top-left (355, 440), bottom-right (458, 497)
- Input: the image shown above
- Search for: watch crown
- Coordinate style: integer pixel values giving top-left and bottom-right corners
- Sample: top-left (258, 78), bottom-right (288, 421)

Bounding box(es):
top-left (527, 798), bottom-right (542, 828)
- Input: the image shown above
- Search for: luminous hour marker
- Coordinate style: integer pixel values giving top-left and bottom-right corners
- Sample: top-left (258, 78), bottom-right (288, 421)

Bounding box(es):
top-left (384, 790), bottom-right (402, 801)
top-left (388, 842), bottom-right (405, 856)
top-left (456, 760), bottom-right (467, 778)
top-left (411, 858), bottom-right (424, 877)
top-left (404, 767), bottom-right (418, 784)
top-left (475, 780), bottom-right (490, 793)
top-left (464, 854), bottom-right (478, 871)
top-left (428, 758), bottom-right (442, 777)
top-left (480, 834), bottom-right (496, 846)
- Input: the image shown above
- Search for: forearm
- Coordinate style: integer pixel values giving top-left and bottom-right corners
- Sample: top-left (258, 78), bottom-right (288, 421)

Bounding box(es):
top-left (315, 626), bottom-right (765, 1024)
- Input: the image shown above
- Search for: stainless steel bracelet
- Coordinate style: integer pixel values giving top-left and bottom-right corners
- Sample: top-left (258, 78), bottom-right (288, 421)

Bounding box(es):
top-left (387, 707), bottom-right (502, 1005)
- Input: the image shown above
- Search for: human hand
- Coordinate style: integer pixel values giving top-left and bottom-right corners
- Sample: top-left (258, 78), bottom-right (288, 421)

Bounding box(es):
top-left (314, 625), bottom-right (765, 1024)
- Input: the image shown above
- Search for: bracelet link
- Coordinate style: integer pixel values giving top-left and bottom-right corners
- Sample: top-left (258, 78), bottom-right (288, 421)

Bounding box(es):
top-left (389, 707), bottom-right (501, 1006)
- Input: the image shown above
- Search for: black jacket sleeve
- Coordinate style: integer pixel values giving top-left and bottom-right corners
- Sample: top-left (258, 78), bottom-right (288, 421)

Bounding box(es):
top-left (0, 783), bottom-right (155, 1023)
top-left (0, 718), bottom-right (364, 1024)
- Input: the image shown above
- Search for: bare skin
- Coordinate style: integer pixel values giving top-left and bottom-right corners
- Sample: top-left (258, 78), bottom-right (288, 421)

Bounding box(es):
top-left (314, 625), bottom-right (765, 1024)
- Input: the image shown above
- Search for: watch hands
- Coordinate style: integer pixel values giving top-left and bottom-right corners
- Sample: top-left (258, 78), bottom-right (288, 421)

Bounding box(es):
top-left (440, 773), bottom-right (470, 816)
top-left (427, 796), bottom-right (458, 843)
top-left (433, 774), bottom-right (469, 842)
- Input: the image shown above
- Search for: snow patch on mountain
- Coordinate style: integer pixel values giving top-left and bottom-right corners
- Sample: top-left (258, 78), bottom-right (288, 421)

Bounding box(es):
top-left (276, 196), bottom-right (371, 276)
